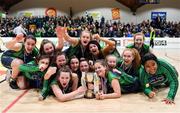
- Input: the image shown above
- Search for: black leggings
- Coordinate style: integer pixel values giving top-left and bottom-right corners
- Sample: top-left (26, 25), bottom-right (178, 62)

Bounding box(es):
top-left (121, 79), bottom-right (141, 93)
top-left (150, 39), bottom-right (154, 48)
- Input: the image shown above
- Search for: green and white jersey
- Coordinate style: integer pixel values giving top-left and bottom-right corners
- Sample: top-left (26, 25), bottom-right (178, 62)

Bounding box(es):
top-left (139, 59), bottom-right (179, 100)
top-left (107, 71), bottom-right (138, 93)
top-left (3, 44), bottom-right (39, 63)
top-left (19, 61), bottom-right (45, 80)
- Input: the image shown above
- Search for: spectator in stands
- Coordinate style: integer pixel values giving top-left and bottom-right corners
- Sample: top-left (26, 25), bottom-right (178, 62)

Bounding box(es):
top-left (13, 23), bottom-right (27, 36)
top-left (150, 27), bottom-right (156, 48)
top-left (1, 16), bottom-right (179, 37)
top-left (126, 31), bottom-right (133, 37)
top-left (154, 15), bottom-right (162, 29)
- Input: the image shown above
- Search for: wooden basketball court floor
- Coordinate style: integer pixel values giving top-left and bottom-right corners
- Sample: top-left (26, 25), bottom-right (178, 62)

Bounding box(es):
top-left (0, 48), bottom-right (180, 113)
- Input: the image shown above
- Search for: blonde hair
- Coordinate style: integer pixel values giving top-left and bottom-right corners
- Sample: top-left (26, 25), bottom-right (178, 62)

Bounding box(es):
top-left (80, 30), bottom-right (92, 40)
top-left (133, 32), bottom-right (145, 41)
top-left (105, 55), bottom-right (117, 70)
top-left (122, 48), bottom-right (141, 69)
top-left (105, 55), bottom-right (117, 64)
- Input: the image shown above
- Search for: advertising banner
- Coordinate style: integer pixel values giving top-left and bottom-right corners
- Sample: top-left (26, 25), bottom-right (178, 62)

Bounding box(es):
top-left (151, 12), bottom-right (166, 20)
top-left (112, 8), bottom-right (120, 20)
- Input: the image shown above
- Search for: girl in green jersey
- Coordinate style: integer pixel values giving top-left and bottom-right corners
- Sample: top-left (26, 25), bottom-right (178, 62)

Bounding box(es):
top-left (140, 53), bottom-right (179, 104)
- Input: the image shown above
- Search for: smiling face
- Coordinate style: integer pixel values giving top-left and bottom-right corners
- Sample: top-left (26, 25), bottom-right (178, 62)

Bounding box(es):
top-left (80, 31), bottom-right (91, 47)
top-left (94, 62), bottom-right (106, 78)
top-left (24, 38), bottom-right (36, 54)
top-left (43, 43), bottom-right (55, 55)
top-left (89, 43), bottom-right (99, 56)
top-left (58, 72), bottom-right (71, 88)
top-left (144, 60), bottom-right (158, 75)
top-left (134, 34), bottom-right (144, 49)
top-left (80, 60), bottom-right (89, 72)
top-left (106, 55), bottom-right (117, 69)
top-left (56, 54), bottom-right (67, 68)
top-left (122, 50), bottom-right (134, 66)
top-left (70, 58), bottom-right (79, 72)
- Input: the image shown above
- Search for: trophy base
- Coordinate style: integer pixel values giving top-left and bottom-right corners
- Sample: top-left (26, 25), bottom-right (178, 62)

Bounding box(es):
top-left (84, 90), bottom-right (95, 99)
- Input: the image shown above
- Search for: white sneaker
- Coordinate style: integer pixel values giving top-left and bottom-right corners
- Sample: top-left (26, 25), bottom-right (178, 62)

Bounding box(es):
top-left (5, 70), bottom-right (12, 82)
top-left (38, 93), bottom-right (46, 101)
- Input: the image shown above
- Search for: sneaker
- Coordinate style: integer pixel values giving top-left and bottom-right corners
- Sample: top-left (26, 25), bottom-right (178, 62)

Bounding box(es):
top-left (5, 70), bottom-right (12, 82)
top-left (38, 93), bottom-right (46, 101)
top-left (9, 78), bottom-right (19, 89)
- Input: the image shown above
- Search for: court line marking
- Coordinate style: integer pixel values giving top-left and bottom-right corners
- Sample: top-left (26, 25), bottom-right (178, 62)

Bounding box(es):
top-left (0, 73), bottom-right (6, 84)
top-left (0, 78), bottom-right (6, 83)
top-left (2, 90), bottom-right (29, 113)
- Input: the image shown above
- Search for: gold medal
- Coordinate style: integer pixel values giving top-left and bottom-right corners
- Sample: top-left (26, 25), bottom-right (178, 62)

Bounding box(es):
top-left (146, 83), bottom-right (150, 87)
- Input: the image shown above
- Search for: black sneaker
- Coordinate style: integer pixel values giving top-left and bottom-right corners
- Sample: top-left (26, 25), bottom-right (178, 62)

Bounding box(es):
top-left (9, 78), bottom-right (19, 89)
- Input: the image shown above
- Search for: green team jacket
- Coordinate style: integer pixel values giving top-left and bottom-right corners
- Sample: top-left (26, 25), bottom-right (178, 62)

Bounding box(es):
top-left (126, 43), bottom-right (150, 58)
top-left (19, 61), bottom-right (50, 97)
top-left (65, 40), bottom-right (84, 60)
top-left (19, 61), bottom-right (45, 80)
top-left (110, 49), bottom-right (123, 62)
top-left (107, 71), bottom-right (138, 93)
top-left (139, 59), bottom-right (179, 100)
top-left (3, 44), bottom-right (39, 63)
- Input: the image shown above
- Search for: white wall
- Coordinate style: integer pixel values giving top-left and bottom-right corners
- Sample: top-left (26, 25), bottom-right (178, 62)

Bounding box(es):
top-left (136, 0), bottom-right (180, 22)
top-left (8, 0), bottom-right (180, 23)
top-left (68, 0), bottom-right (133, 22)
top-left (8, 0), bottom-right (134, 22)
top-left (9, 0), bottom-right (70, 17)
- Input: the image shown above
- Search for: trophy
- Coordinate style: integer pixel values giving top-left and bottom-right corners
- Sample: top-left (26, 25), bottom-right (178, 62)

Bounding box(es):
top-left (81, 72), bottom-right (100, 99)
top-left (84, 72), bottom-right (95, 99)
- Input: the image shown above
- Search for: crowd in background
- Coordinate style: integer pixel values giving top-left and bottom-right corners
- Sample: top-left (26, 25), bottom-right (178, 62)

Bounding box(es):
top-left (0, 15), bottom-right (180, 37)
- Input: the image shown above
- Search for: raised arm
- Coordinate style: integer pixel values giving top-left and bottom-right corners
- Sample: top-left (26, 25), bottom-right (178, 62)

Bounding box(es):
top-left (93, 34), bottom-right (115, 54)
top-left (160, 61), bottom-right (179, 104)
top-left (62, 27), bottom-right (79, 46)
top-left (55, 26), bottom-right (64, 51)
top-left (93, 34), bottom-right (115, 47)
top-left (43, 66), bottom-right (57, 80)
top-left (5, 34), bottom-right (24, 51)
